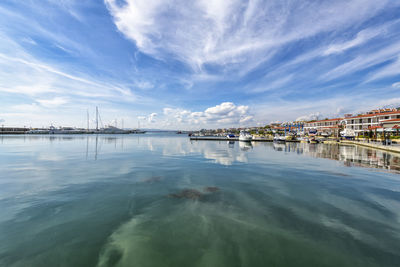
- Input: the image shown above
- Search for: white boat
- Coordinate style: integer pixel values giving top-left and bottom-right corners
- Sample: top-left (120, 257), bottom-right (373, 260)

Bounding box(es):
top-left (130, 129), bottom-right (146, 134)
top-left (273, 135), bottom-right (286, 142)
top-left (49, 126), bottom-right (86, 134)
top-left (26, 129), bottom-right (50, 134)
top-left (239, 130), bottom-right (252, 141)
top-left (340, 128), bottom-right (356, 139)
top-left (97, 126), bottom-right (129, 134)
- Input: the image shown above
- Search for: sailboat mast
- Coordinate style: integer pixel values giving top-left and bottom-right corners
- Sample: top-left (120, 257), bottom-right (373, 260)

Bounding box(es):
top-left (96, 106), bottom-right (99, 131)
top-left (87, 109), bottom-right (89, 131)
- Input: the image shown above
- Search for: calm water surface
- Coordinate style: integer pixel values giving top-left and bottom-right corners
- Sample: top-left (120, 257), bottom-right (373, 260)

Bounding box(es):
top-left (1, 134), bottom-right (400, 267)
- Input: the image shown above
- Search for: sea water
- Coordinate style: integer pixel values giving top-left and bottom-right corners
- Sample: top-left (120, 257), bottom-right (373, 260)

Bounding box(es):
top-left (0, 134), bottom-right (399, 267)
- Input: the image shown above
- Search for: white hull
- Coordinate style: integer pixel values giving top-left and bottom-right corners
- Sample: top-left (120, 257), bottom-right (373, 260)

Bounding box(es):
top-left (239, 131), bottom-right (253, 142)
top-left (239, 136), bottom-right (252, 142)
top-left (274, 135), bottom-right (286, 142)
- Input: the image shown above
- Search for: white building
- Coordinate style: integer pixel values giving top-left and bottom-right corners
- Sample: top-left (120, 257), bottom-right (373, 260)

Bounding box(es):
top-left (304, 118), bottom-right (342, 135)
top-left (342, 109), bottom-right (400, 135)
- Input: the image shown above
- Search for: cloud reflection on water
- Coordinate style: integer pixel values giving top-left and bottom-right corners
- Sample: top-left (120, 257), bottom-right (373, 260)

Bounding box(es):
top-left (0, 135), bottom-right (400, 266)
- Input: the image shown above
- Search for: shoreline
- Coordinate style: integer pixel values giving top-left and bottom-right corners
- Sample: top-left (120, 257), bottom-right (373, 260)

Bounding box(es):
top-left (189, 136), bottom-right (400, 154)
top-left (341, 140), bottom-right (400, 154)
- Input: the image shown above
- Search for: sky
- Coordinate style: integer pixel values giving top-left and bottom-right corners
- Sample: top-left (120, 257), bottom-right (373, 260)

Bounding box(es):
top-left (1, 0), bottom-right (400, 129)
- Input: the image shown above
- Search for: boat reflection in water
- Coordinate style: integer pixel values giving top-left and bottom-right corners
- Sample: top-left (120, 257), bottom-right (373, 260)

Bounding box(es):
top-left (1, 135), bottom-right (400, 267)
top-left (273, 142), bottom-right (400, 173)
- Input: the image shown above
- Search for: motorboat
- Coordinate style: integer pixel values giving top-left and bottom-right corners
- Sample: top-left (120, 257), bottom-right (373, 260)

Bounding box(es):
top-left (239, 130), bottom-right (252, 142)
top-left (340, 128), bottom-right (356, 139)
top-left (273, 135), bottom-right (286, 143)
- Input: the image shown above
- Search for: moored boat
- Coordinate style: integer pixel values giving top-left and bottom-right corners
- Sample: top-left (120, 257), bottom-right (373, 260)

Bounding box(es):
top-left (273, 135), bottom-right (286, 143)
top-left (239, 130), bottom-right (252, 142)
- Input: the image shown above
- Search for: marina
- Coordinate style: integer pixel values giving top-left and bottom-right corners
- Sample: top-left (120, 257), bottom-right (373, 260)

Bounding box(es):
top-left (2, 1), bottom-right (400, 266)
top-left (1, 134), bottom-right (400, 267)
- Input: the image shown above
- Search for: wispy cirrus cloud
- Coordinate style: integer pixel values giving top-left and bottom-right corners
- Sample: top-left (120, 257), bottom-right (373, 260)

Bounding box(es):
top-left (320, 41), bottom-right (400, 82)
top-left (105, 0), bottom-right (391, 76)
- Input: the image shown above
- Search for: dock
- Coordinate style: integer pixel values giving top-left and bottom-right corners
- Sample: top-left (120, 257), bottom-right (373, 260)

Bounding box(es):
top-left (342, 140), bottom-right (400, 154)
top-left (189, 136), bottom-right (299, 142)
top-left (0, 127), bottom-right (29, 134)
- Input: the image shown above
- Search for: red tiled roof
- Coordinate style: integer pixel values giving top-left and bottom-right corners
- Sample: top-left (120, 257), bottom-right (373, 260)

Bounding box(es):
top-left (308, 118), bottom-right (342, 123)
top-left (345, 111), bottom-right (400, 119)
top-left (381, 118), bottom-right (400, 123)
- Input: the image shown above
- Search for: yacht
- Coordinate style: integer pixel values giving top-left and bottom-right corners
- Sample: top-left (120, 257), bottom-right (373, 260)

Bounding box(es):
top-left (97, 126), bottom-right (129, 134)
top-left (26, 129), bottom-right (50, 134)
top-left (239, 130), bottom-right (252, 142)
top-left (273, 135), bottom-right (286, 143)
top-left (49, 126), bottom-right (85, 134)
top-left (340, 128), bottom-right (356, 139)
top-left (130, 129), bottom-right (146, 134)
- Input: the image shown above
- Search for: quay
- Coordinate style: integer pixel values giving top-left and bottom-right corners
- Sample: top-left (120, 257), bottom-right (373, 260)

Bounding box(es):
top-left (189, 136), bottom-right (299, 142)
top-left (0, 127), bottom-right (29, 134)
top-left (190, 136), bottom-right (400, 155)
top-left (342, 140), bottom-right (400, 154)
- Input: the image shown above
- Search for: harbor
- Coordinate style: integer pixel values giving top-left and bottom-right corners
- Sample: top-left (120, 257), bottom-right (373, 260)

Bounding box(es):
top-left (1, 134), bottom-right (400, 267)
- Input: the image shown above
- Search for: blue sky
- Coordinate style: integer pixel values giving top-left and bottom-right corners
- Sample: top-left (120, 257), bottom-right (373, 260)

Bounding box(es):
top-left (1, 0), bottom-right (400, 129)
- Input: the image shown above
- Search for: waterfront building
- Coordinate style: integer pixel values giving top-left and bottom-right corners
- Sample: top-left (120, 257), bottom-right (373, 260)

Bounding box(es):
top-left (341, 108), bottom-right (400, 136)
top-left (304, 118), bottom-right (342, 136)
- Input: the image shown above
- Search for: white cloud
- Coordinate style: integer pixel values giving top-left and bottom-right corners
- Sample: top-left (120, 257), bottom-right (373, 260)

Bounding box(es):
top-left (105, 0), bottom-right (390, 76)
top-left (320, 41), bottom-right (400, 81)
top-left (137, 113), bottom-right (158, 125)
top-left (366, 57), bottom-right (400, 82)
top-left (148, 113), bottom-right (157, 123)
top-left (322, 20), bottom-right (397, 55)
top-left (159, 102), bottom-right (253, 128)
top-left (250, 75), bottom-right (293, 93)
top-left (296, 112), bottom-right (320, 122)
top-left (36, 97), bottom-right (68, 108)
top-left (11, 103), bottom-right (42, 113)
top-left (392, 82), bottom-right (400, 88)
top-left (377, 98), bottom-right (400, 108)
top-left (135, 81), bottom-right (154, 90)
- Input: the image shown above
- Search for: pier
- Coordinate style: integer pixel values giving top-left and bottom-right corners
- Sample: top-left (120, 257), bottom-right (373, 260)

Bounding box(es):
top-left (189, 136), bottom-right (299, 142)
